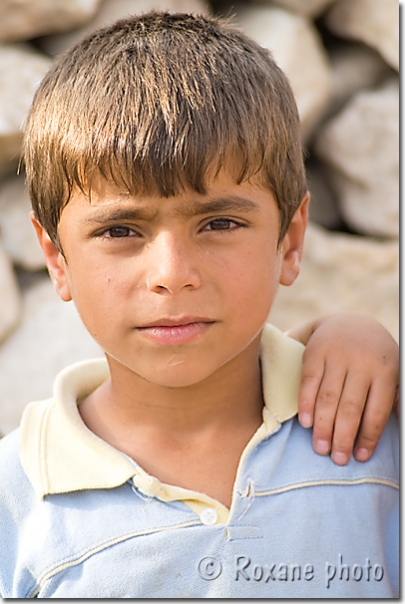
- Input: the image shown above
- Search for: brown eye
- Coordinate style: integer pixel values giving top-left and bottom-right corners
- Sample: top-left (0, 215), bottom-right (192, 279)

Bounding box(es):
top-left (205, 219), bottom-right (238, 231)
top-left (107, 227), bottom-right (134, 238)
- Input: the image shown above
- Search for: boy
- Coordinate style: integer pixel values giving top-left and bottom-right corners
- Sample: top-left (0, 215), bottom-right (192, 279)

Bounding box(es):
top-left (0, 12), bottom-right (398, 598)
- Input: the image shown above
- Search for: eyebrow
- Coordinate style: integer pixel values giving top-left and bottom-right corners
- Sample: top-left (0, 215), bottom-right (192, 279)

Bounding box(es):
top-left (176, 196), bottom-right (260, 217)
top-left (81, 196), bottom-right (260, 226)
top-left (81, 207), bottom-right (158, 226)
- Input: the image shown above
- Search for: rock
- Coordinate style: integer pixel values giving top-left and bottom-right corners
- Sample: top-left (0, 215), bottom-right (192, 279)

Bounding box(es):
top-left (270, 222), bottom-right (399, 341)
top-left (314, 78), bottom-right (399, 238)
top-left (325, 0), bottom-right (399, 71)
top-left (255, 0), bottom-right (336, 19)
top-left (306, 160), bottom-right (343, 231)
top-left (0, 240), bottom-right (22, 343)
top-left (0, 0), bottom-right (102, 43)
top-left (230, 4), bottom-right (332, 141)
top-left (0, 44), bottom-right (51, 174)
top-left (328, 42), bottom-right (393, 116)
top-left (38, 0), bottom-right (210, 56)
top-left (0, 175), bottom-right (46, 271)
top-left (0, 274), bottom-right (103, 435)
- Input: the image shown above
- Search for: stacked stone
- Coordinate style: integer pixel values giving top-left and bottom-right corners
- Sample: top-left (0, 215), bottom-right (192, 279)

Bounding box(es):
top-left (0, 0), bottom-right (399, 434)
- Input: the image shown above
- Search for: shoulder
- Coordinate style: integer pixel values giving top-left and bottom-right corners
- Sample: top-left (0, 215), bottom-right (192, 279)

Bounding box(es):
top-left (0, 429), bottom-right (39, 597)
top-left (0, 429), bottom-right (26, 487)
top-left (0, 428), bottom-right (37, 516)
top-left (0, 427), bottom-right (19, 459)
top-left (262, 411), bottom-right (399, 489)
top-left (362, 411), bottom-right (399, 480)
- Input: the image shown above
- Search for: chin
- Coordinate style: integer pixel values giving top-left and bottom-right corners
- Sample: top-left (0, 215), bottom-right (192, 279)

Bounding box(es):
top-left (144, 367), bottom-right (210, 389)
top-left (130, 355), bottom-right (221, 389)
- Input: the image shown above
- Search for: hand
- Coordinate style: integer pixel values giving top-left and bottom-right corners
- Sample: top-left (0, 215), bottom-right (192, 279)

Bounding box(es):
top-left (287, 313), bottom-right (399, 465)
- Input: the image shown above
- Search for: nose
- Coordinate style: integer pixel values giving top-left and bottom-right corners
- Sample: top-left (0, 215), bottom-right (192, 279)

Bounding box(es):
top-left (145, 231), bottom-right (201, 295)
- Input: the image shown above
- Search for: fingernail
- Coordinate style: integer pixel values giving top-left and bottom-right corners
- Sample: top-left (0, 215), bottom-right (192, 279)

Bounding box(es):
top-left (299, 413), bottom-right (312, 428)
top-left (314, 440), bottom-right (330, 455)
top-left (354, 447), bottom-right (370, 462)
top-left (331, 451), bottom-right (349, 466)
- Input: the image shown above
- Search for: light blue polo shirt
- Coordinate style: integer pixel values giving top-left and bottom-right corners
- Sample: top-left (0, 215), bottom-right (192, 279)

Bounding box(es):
top-left (0, 325), bottom-right (399, 598)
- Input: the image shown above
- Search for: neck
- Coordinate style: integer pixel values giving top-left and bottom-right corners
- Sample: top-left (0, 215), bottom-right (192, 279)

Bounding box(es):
top-left (80, 335), bottom-right (264, 446)
top-left (79, 336), bottom-right (264, 507)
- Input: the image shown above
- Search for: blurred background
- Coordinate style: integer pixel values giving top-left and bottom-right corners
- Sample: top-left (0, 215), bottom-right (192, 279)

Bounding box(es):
top-left (0, 0), bottom-right (399, 434)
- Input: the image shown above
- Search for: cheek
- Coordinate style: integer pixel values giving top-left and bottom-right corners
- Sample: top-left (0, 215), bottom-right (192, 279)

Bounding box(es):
top-left (77, 254), bottom-right (137, 294)
top-left (65, 259), bottom-right (134, 330)
top-left (214, 242), bottom-right (281, 318)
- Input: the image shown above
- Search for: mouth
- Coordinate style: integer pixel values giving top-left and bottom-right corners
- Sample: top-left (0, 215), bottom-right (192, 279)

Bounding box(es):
top-left (140, 316), bottom-right (214, 328)
top-left (136, 317), bottom-right (215, 345)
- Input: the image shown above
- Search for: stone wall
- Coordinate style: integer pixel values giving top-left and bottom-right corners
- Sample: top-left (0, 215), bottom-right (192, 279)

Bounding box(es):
top-left (0, 0), bottom-right (399, 434)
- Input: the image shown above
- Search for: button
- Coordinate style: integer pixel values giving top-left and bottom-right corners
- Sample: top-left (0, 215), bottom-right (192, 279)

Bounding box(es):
top-left (200, 508), bottom-right (218, 526)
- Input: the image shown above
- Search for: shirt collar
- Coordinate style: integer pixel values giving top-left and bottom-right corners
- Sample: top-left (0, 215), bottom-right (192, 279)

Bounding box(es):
top-left (20, 323), bottom-right (303, 498)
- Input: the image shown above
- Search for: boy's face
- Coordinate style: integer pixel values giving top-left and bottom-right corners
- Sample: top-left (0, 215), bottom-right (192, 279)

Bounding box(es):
top-left (34, 171), bottom-right (308, 388)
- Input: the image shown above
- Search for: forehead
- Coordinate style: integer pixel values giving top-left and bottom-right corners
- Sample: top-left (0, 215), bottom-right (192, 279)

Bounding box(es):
top-left (60, 170), bottom-right (278, 224)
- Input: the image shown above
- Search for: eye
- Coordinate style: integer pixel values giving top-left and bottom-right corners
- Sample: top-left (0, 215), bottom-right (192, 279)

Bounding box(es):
top-left (104, 226), bottom-right (137, 238)
top-left (203, 218), bottom-right (241, 231)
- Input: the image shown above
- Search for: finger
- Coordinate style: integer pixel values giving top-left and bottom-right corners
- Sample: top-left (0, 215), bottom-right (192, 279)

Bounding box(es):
top-left (329, 373), bottom-right (370, 466)
top-left (394, 386), bottom-right (399, 420)
top-left (353, 379), bottom-right (397, 462)
top-left (298, 352), bottom-right (325, 428)
top-left (395, 400), bottom-right (399, 420)
top-left (311, 363), bottom-right (346, 456)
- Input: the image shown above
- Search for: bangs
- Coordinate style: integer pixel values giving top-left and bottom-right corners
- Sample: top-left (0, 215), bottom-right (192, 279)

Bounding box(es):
top-left (23, 11), bottom-right (306, 245)
top-left (62, 100), bottom-right (270, 201)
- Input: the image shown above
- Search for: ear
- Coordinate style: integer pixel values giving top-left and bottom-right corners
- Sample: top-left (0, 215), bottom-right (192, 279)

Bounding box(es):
top-left (279, 192), bottom-right (309, 287)
top-left (30, 212), bottom-right (72, 302)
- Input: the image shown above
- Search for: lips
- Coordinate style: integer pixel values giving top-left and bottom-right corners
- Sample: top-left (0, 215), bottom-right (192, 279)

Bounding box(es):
top-left (137, 317), bottom-right (215, 345)
top-left (139, 316), bottom-right (214, 328)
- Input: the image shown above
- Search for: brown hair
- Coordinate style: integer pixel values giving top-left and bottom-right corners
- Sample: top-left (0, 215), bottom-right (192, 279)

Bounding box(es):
top-left (22, 11), bottom-right (307, 247)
